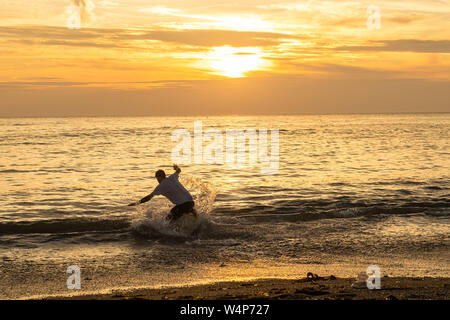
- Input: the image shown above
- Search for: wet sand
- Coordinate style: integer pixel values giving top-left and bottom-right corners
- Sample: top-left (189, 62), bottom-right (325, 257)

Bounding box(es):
top-left (47, 275), bottom-right (449, 300)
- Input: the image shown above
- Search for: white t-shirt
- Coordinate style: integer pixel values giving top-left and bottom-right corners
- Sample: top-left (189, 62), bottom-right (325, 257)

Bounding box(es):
top-left (150, 172), bottom-right (193, 205)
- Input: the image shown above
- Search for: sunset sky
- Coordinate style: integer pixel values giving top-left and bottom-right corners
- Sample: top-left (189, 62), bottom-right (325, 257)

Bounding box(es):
top-left (1, 0), bottom-right (449, 116)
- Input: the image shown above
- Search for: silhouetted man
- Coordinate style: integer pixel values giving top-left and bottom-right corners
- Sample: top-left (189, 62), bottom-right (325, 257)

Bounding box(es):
top-left (128, 165), bottom-right (196, 222)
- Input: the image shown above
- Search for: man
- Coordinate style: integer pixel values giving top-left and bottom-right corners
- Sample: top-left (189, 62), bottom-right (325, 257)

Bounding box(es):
top-left (128, 164), bottom-right (196, 222)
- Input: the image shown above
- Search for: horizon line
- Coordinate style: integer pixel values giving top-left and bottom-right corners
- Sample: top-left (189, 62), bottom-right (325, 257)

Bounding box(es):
top-left (1, 112), bottom-right (449, 119)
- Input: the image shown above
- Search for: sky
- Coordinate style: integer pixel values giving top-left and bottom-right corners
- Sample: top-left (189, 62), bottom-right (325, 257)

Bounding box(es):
top-left (0, 0), bottom-right (449, 116)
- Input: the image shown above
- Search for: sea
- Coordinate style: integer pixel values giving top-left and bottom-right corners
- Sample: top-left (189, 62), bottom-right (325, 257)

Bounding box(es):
top-left (0, 114), bottom-right (448, 299)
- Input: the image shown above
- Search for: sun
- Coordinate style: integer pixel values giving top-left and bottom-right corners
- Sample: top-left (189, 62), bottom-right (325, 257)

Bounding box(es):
top-left (205, 46), bottom-right (268, 78)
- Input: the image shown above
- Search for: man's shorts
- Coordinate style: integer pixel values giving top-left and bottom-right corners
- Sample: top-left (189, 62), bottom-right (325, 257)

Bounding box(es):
top-left (167, 201), bottom-right (196, 222)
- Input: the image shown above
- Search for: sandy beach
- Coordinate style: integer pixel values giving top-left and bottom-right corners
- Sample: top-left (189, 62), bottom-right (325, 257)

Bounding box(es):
top-left (48, 275), bottom-right (450, 300)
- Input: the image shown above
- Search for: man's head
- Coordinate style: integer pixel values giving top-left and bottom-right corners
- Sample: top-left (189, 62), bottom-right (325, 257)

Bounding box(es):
top-left (155, 169), bottom-right (166, 183)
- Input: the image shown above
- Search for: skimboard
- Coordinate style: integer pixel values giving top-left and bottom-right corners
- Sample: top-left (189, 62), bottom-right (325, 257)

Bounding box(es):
top-left (171, 212), bottom-right (198, 234)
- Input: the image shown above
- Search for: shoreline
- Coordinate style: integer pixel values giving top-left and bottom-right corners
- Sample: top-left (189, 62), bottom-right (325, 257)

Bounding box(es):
top-left (45, 275), bottom-right (450, 300)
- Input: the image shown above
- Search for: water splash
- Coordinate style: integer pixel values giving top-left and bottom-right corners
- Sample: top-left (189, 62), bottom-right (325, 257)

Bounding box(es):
top-left (130, 176), bottom-right (216, 238)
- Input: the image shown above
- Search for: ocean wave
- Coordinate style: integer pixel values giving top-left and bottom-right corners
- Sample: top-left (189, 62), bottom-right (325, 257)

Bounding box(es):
top-left (0, 176), bottom-right (217, 238)
top-left (0, 218), bottom-right (130, 235)
top-left (217, 198), bottom-right (450, 223)
top-left (0, 169), bottom-right (31, 173)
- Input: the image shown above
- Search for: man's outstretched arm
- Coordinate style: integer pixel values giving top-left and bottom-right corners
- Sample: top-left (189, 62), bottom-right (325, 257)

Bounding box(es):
top-left (128, 193), bottom-right (153, 206)
top-left (173, 164), bottom-right (181, 174)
